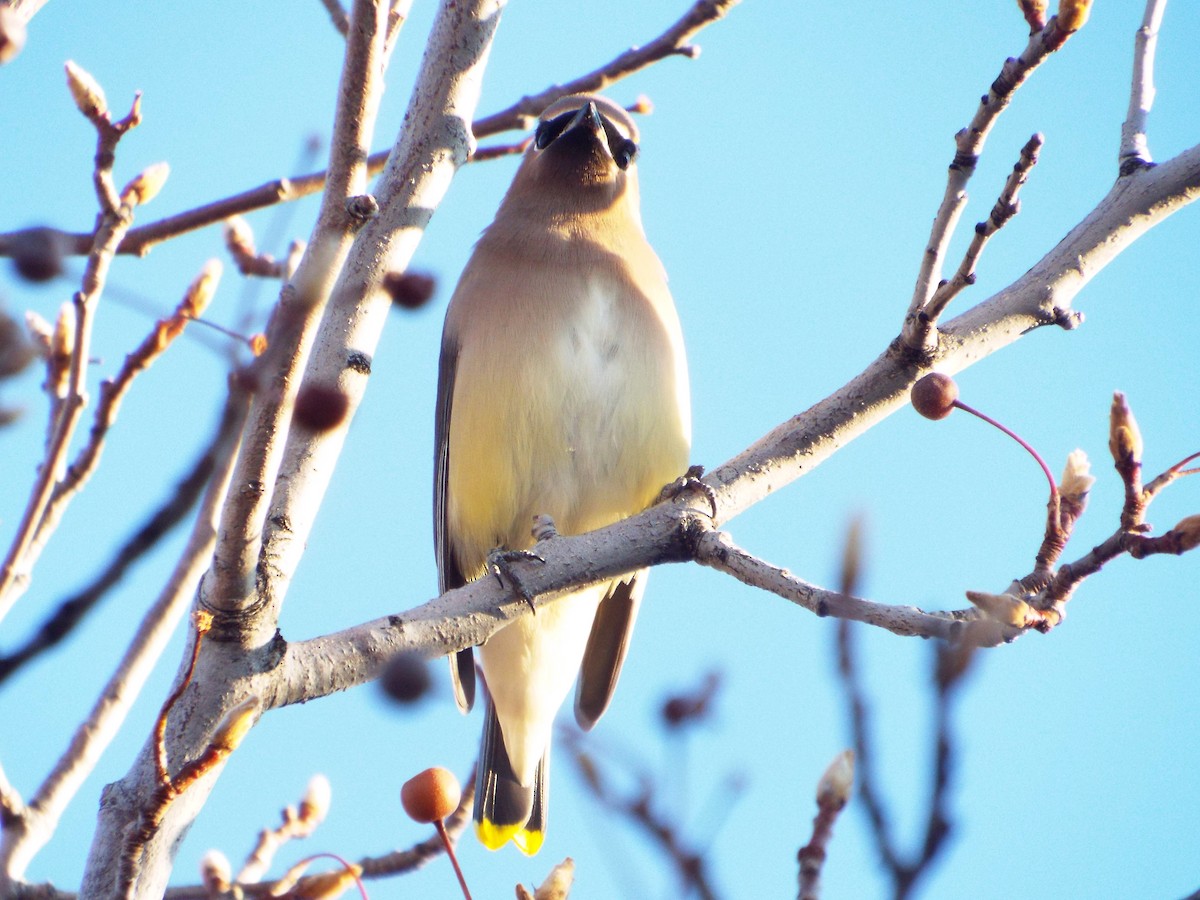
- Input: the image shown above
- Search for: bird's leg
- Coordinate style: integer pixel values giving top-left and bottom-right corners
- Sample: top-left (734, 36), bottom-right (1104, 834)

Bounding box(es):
top-left (657, 464), bottom-right (718, 520)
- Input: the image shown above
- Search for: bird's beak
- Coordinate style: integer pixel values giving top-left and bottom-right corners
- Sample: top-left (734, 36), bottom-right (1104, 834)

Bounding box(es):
top-left (564, 101), bottom-right (603, 137)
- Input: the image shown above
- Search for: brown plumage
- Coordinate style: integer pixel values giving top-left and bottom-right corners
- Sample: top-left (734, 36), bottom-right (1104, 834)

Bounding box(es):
top-left (434, 94), bottom-right (690, 854)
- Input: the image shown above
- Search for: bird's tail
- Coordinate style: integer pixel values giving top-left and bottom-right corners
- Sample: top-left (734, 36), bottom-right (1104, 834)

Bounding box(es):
top-left (475, 700), bottom-right (547, 856)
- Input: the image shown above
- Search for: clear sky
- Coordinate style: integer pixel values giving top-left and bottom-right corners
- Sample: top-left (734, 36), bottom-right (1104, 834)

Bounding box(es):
top-left (1, 2), bottom-right (1198, 898)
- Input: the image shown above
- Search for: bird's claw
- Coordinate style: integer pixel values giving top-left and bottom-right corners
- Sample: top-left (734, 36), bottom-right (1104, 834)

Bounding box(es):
top-left (657, 464), bottom-right (718, 520)
top-left (488, 547), bottom-right (546, 612)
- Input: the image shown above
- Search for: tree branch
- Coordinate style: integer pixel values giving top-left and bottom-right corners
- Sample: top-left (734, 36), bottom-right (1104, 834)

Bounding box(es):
top-left (903, 14), bottom-right (1091, 351)
top-left (0, 384), bottom-right (246, 883)
top-left (1120, 0), bottom-right (1168, 173)
top-left (0, 72), bottom-right (145, 623)
top-left (206, 0), bottom-right (393, 613)
top-left (0, 0), bottom-right (739, 261)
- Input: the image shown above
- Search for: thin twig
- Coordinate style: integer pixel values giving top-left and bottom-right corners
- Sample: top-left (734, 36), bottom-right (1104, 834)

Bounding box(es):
top-left (6, 264), bottom-right (221, 603)
top-left (836, 624), bottom-right (970, 900)
top-left (694, 529), bottom-right (1009, 645)
top-left (0, 78), bottom-right (143, 623)
top-left (472, 0), bottom-right (739, 136)
top-left (0, 395), bottom-right (233, 685)
top-left (903, 17), bottom-right (1090, 351)
top-left (317, 0), bottom-right (350, 35)
top-left (1120, 0), bottom-right (1168, 173)
top-left (923, 134), bottom-right (1043, 322)
top-left (0, 385), bottom-right (246, 882)
top-left (797, 751), bottom-right (853, 900)
top-left (560, 728), bottom-right (720, 900)
top-left (0, 0), bottom-right (739, 261)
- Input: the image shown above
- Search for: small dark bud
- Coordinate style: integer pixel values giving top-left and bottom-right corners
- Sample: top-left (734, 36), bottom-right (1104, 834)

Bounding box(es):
top-left (293, 383), bottom-right (350, 432)
top-left (11, 228), bottom-right (67, 283)
top-left (380, 651), bottom-right (432, 705)
top-left (661, 670), bottom-right (721, 730)
top-left (911, 372), bottom-right (959, 420)
top-left (345, 193), bottom-right (379, 221)
top-left (383, 270), bottom-right (437, 310)
top-left (661, 696), bottom-right (692, 727)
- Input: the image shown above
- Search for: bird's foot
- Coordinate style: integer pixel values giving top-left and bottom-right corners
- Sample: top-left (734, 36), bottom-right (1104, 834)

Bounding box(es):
top-left (487, 546), bottom-right (546, 613)
top-left (657, 464), bottom-right (718, 520)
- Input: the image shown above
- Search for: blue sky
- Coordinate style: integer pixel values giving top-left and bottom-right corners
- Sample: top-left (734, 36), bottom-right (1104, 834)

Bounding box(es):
top-left (1, 2), bottom-right (1198, 898)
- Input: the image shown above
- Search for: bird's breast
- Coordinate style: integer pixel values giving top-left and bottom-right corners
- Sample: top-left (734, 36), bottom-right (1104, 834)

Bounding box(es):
top-left (447, 267), bottom-right (689, 571)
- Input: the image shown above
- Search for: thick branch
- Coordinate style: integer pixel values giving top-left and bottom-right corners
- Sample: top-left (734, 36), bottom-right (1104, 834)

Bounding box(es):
top-left (251, 0), bottom-right (508, 641)
top-left (206, 0), bottom-right (391, 610)
top-left (709, 147), bottom-right (1200, 524)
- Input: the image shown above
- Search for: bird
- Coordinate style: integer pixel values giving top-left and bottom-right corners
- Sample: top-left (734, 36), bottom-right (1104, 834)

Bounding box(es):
top-left (433, 93), bottom-right (691, 855)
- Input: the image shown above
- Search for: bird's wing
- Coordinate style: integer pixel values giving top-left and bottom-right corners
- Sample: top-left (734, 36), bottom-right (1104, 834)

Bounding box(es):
top-left (434, 333), bottom-right (476, 713)
top-left (574, 570), bottom-right (647, 730)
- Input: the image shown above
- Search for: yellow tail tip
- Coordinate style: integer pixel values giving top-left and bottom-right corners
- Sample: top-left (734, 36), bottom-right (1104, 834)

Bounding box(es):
top-left (513, 827), bottom-right (544, 856)
top-left (476, 819), bottom-right (544, 856)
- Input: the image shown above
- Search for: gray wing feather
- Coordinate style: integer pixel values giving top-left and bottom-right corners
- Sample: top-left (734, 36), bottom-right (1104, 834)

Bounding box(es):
top-left (434, 333), bottom-right (476, 713)
top-left (574, 571), bottom-right (647, 730)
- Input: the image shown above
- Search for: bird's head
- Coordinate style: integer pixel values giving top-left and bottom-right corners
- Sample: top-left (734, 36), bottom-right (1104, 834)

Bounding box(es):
top-left (510, 94), bottom-right (641, 210)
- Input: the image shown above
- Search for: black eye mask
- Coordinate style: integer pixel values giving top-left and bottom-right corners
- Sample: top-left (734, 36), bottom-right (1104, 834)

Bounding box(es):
top-left (534, 108), bottom-right (639, 170)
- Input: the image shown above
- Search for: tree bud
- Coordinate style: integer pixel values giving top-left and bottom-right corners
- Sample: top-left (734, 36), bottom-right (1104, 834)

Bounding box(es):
top-left (64, 60), bottom-right (108, 120)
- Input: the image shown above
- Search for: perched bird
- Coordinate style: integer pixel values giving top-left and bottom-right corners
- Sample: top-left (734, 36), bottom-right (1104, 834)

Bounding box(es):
top-left (434, 94), bottom-right (691, 854)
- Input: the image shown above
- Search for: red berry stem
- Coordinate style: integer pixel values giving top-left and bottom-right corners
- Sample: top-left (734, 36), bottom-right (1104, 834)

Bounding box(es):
top-left (435, 819), bottom-right (474, 900)
top-left (952, 399), bottom-right (1059, 498)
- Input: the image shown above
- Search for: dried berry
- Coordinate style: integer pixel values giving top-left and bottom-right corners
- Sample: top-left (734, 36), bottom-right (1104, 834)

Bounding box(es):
top-left (401, 767), bottom-right (461, 824)
top-left (381, 651), bottom-right (432, 705)
top-left (383, 271), bottom-right (437, 310)
top-left (293, 383), bottom-right (350, 432)
top-left (911, 372), bottom-right (959, 420)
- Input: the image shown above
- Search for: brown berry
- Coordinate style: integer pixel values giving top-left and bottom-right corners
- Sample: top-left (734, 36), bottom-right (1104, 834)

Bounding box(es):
top-left (11, 227), bottom-right (66, 283)
top-left (383, 271), bottom-right (437, 310)
top-left (380, 651), bottom-right (432, 705)
top-left (911, 372), bottom-right (959, 420)
top-left (293, 383), bottom-right (350, 432)
top-left (401, 767), bottom-right (461, 823)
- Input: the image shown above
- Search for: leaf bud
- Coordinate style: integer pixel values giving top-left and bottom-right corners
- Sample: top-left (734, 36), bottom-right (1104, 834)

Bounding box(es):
top-left (64, 60), bottom-right (108, 120)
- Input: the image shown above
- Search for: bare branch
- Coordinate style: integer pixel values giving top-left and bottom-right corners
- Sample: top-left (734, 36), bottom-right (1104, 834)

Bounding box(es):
top-left (712, 145), bottom-right (1200, 526)
top-left (560, 727), bottom-right (719, 900)
top-left (472, 0), bottom-right (740, 136)
top-left (0, 386), bottom-right (239, 686)
top-left (154, 772), bottom-right (475, 900)
top-left (922, 133), bottom-right (1043, 323)
top-left (1120, 0), bottom-right (1168, 173)
top-left (206, 0), bottom-right (393, 613)
top-left (694, 530), bottom-right (1005, 644)
top-left (0, 66), bottom-right (145, 622)
top-left (0, 385), bottom-right (246, 881)
top-left (0, 0), bottom-right (737, 261)
top-left (797, 750), bottom-right (854, 900)
top-left (903, 16), bottom-right (1092, 351)
top-left (252, 0), bottom-right (513, 633)
top-left (836, 621), bottom-right (973, 900)
top-left (317, 0), bottom-right (350, 35)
